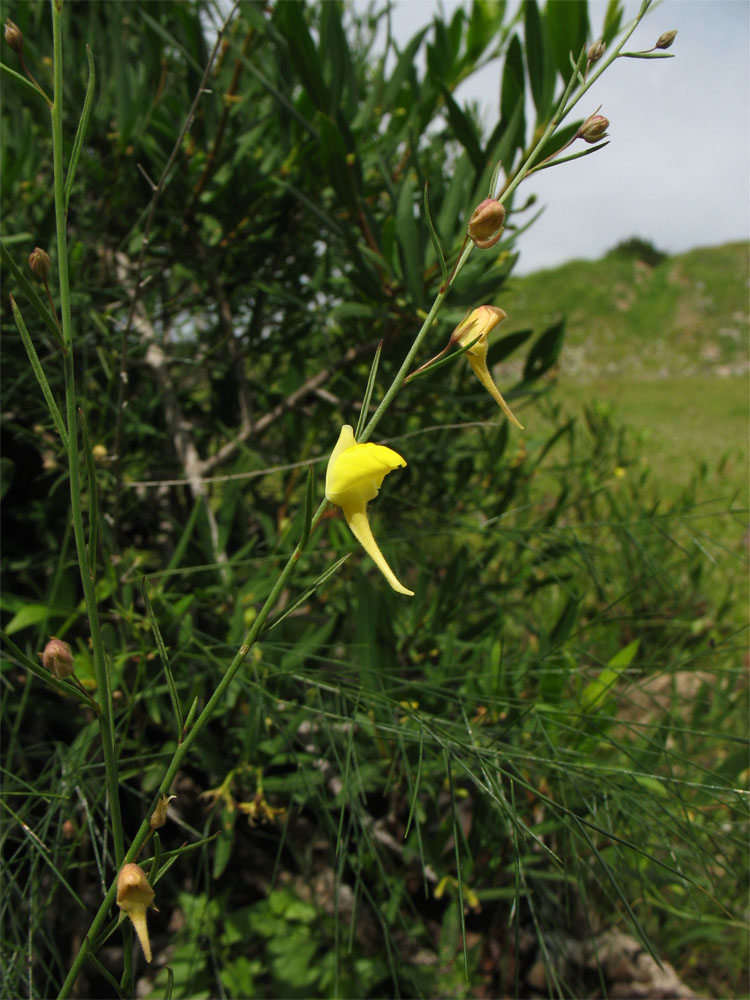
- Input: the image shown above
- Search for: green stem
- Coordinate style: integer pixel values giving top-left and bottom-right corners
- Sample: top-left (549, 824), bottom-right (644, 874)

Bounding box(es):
top-left (50, 1), bottom-right (124, 869)
top-left (58, 497), bottom-right (328, 998)
top-left (360, 239), bottom-right (475, 444)
top-left (58, 4), bottom-right (660, 993)
top-left (502, 0), bottom-right (651, 207)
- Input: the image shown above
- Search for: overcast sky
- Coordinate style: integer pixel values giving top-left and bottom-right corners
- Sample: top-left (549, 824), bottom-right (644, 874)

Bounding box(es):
top-left (379, 0), bottom-right (749, 274)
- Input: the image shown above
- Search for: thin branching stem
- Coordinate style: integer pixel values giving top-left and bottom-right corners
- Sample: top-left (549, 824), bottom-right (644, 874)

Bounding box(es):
top-left (50, 0), bottom-right (124, 866)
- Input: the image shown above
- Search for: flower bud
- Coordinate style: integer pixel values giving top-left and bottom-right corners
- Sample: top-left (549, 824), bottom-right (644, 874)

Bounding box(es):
top-left (39, 637), bottom-right (75, 680)
top-left (577, 114), bottom-right (609, 144)
top-left (467, 199), bottom-right (506, 249)
top-left (29, 247), bottom-right (51, 282)
top-left (587, 39), bottom-right (605, 62)
top-left (655, 30), bottom-right (677, 50)
top-left (149, 794), bottom-right (176, 831)
top-left (116, 863), bottom-right (156, 962)
top-left (4, 19), bottom-right (23, 55)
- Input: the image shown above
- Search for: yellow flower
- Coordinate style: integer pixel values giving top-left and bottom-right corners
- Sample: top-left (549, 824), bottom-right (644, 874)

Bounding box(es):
top-left (325, 424), bottom-right (414, 596)
top-left (116, 863), bottom-right (157, 962)
top-left (452, 306), bottom-right (523, 429)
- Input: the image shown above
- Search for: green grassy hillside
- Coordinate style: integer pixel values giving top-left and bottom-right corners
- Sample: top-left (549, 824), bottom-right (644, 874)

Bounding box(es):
top-left (499, 241), bottom-right (749, 495)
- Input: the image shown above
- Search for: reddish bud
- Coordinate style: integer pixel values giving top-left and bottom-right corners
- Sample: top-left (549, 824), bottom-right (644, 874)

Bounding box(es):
top-left (467, 199), bottom-right (506, 249)
top-left (655, 30), bottom-right (677, 50)
top-left (4, 19), bottom-right (23, 54)
top-left (39, 637), bottom-right (74, 680)
top-left (577, 114), bottom-right (609, 144)
top-left (29, 247), bottom-right (51, 281)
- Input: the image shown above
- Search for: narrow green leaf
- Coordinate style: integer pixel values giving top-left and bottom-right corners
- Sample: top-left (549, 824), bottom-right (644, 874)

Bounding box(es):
top-left (444, 749), bottom-right (468, 976)
top-left (83, 951), bottom-right (124, 998)
top-left (1, 629), bottom-right (96, 710)
top-left (395, 174), bottom-right (424, 308)
top-left (0, 61), bottom-right (50, 104)
top-left (1, 242), bottom-right (64, 345)
top-left (319, 1), bottom-right (352, 113)
top-left (182, 696), bottom-right (199, 742)
top-left (9, 295), bottom-right (68, 448)
top-left (440, 84), bottom-right (484, 173)
top-left (355, 341), bottom-right (383, 440)
top-left (602, 0), bottom-right (625, 44)
top-left (490, 328), bottom-right (534, 363)
top-left (488, 159), bottom-right (504, 199)
top-left (619, 51), bottom-right (676, 60)
top-left (499, 34), bottom-right (526, 165)
top-left (381, 29), bottom-right (429, 110)
top-left (484, 100), bottom-right (524, 182)
top-left (522, 318), bottom-right (565, 382)
top-left (546, 0), bottom-right (589, 82)
top-left (530, 139), bottom-right (610, 173)
top-left (141, 581), bottom-right (184, 739)
top-left (0, 798), bottom-right (86, 908)
top-left (548, 594), bottom-right (580, 649)
top-left (139, 8), bottom-right (203, 74)
top-left (166, 498), bottom-right (202, 573)
top-left (275, 1), bottom-right (330, 112)
top-left (78, 407), bottom-right (99, 580)
top-left (266, 555), bottom-right (350, 631)
top-left (299, 464), bottom-right (315, 551)
top-left (64, 44), bottom-right (96, 214)
top-left (422, 183), bottom-right (448, 288)
top-left (524, 1), bottom-right (555, 118)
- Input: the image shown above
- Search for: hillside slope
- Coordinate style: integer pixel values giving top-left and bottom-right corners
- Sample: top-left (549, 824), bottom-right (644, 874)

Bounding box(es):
top-left (498, 241), bottom-right (749, 491)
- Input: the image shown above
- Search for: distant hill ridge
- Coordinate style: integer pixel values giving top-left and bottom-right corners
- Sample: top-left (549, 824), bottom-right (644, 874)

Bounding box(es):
top-left (500, 241), bottom-right (749, 382)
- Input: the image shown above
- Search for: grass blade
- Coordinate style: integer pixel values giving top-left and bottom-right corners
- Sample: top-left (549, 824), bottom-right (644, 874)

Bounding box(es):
top-left (64, 45), bottom-right (96, 214)
top-left (9, 295), bottom-right (68, 448)
top-left (355, 340), bottom-right (383, 440)
top-left (141, 580), bottom-right (184, 739)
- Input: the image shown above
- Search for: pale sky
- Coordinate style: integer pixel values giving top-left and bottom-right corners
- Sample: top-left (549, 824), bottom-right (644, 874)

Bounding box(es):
top-left (377, 0), bottom-right (750, 273)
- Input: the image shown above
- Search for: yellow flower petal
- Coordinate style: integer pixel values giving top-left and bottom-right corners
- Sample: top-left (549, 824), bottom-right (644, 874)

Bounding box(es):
top-left (325, 425), bottom-right (414, 596)
top-left (453, 307), bottom-right (523, 429)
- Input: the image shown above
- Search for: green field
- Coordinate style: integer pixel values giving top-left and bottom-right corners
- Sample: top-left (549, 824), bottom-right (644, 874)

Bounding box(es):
top-left (500, 241), bottom-right (749, 496)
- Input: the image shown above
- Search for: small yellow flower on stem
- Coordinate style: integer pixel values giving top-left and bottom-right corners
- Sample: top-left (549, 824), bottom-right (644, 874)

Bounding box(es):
top-left (451, 306), bottom-right (524, 429)
top-left (116, 863), bottom-right (157, 962)
top-left (325, 425), bottom-right (414, 596)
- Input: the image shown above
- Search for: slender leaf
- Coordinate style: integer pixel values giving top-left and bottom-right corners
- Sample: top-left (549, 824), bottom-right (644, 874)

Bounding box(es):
top-left (523, 318), bottom-right (565, 382)
top-left (141, 581), bottom-right (184, 740)
top-left (499, 34), bottom-right (526, 166)
top-left (1, 242), bottom-right (63, 345)
top-left (64, 45), bottom-right (96, 214)
top-left (422, 183), bottom-right (448, 288)
top-left (9, 295), bottom-right (68, 448)
top-left (298, 464), bottom-right (315, 551)
top-left (546, 0), bottom-right (589, 83)
top-left (356, 341), bottom-right (383, 440)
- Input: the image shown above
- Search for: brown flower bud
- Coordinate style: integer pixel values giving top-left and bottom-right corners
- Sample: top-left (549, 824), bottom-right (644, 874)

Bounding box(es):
top-left (4, 19), bottom-right (23, 55)
top-left (149, 794), bottom-right (176, 831)
top-left (467, 198), bottom-right (506, 249)
top-left (655, 30), bottom-right (677, 50)
top-left (39, 637), bottom-right (75, 680)
top-left (587, 39), bottom-right (606, 62)
top-left (29, 247), bottom-right (51, 282)
top-left (577, 114), bottom-right (609, 144)
top-left (116, 863), bottom-right (156, 962)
